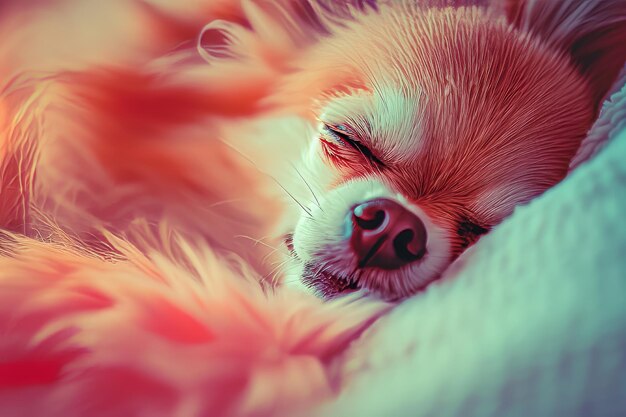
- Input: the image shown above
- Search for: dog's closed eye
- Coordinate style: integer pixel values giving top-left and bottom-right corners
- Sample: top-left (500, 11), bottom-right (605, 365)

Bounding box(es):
top-left (321, 123), bottom-right (385, 167)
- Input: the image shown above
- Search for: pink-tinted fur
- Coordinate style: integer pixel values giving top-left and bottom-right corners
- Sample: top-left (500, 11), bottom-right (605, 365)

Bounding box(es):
top-left (0, 2), bottom-right (391, 416)
top-left (0, 0), bottom-right (625, 415)
top-left (269, 0), bottom-right (625, 297)
top-left (276, 1), bottom-right (624, 259)
top-left (0, 230), bottom-right (386, 416)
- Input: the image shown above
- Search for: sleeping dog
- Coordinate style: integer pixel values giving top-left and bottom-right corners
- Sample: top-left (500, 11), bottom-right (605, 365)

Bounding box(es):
top-left (277, 0), bottom-right (626, 299)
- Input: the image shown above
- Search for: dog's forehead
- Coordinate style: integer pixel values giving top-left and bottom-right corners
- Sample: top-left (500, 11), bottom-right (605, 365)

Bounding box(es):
top-left (321, 85), bottom-right (430, 163)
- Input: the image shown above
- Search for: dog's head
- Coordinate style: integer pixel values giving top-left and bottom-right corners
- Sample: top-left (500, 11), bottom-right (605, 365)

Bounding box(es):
top-left (282, 2), bottom-right (626, 299)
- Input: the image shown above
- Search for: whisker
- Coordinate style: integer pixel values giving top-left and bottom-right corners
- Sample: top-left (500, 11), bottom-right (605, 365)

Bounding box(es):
top-left (234, 234), bottom-right (282, 252)
top-left (207, 198), bottom-right (244, 208)
top-left (234, 234), bottom-right (292, 266)
top-left (261, 248), bottom-right (285, 265)
top-left (260, 260), bottom-right (288, 285)
top-left (291, 163), bottom-right (323, 211)
top-left (216, 139), bottom-right (315, 219)
top-left (273, 179), bottom-right (314, 218)
top-left (263, 258), bottom-right (299, 286)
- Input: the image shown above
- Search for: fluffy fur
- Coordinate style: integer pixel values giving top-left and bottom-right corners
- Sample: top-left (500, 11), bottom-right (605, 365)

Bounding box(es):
top-left (0, 0), bottom-right (624, 416)
top-left (0, 2), bottom-right (395, 416)
top-left (0, 228), bottom-right (388, 416)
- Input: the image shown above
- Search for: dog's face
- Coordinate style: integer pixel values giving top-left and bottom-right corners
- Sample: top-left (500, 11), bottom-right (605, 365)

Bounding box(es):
top-left (289, 6), bottom-right (596, 299)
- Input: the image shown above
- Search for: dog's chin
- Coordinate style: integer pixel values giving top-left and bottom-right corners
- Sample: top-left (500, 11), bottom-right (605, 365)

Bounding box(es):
top-left (301, 263), bottom-right (363, 299)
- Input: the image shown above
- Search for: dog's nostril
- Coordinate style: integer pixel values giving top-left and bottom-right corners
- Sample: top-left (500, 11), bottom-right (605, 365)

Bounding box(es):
top-left (350, 198), bottom-right (427, 270)
top-left (353, 207), bottom-right (386, 230)
top-left (393, 229), bottom-right (425, 261)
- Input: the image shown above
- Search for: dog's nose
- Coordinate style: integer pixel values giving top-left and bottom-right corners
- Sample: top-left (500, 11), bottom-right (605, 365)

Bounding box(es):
top-left (350, 198), bottom-right (427, 270)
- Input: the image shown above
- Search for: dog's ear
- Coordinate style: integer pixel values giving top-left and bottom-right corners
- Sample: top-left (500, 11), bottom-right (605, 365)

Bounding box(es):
top-left (494, 0), bottom-right (626, 106)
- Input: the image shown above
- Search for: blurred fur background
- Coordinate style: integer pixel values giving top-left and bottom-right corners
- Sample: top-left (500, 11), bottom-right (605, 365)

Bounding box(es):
top-left (0, 1), bottom-right (391, 415)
